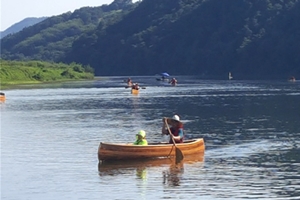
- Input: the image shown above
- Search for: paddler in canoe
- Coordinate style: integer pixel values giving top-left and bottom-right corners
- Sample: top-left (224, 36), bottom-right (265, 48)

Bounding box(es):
top-left (131, 83), bottom-right (140, 90)
top-left (169, 78), bottom-right (178, 86)
top-left (162, 115), bottom-right (184, 144)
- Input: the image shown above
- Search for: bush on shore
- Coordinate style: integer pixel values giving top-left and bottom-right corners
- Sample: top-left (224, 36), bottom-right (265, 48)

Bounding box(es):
top-left (1, 60), bottom-right (94, 88)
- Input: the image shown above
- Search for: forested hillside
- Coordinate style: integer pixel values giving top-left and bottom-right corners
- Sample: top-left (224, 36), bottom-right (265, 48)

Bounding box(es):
top-left (0, 0), bottom-right (137, 62)
top-left (1, 0), bottom-right (300, 79)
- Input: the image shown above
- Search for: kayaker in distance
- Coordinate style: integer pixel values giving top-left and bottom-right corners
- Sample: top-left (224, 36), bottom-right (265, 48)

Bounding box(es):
top-left (132, 83), bottom-right (140, 90)
top-left (289, 76), bottom-right (296, 82)
top-left (126, 77), bottom-right (132, 86)
top-left (169, 78), bottom-right (177, 85)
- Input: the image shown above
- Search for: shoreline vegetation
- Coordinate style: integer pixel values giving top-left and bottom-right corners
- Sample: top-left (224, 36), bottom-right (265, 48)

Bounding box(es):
top-left (0, 60), bottom-right (95, 90)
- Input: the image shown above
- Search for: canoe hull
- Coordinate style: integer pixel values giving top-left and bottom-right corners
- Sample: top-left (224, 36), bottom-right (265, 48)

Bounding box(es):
top-left (0, 95), bottom-right (5, 102)
top-left (131, 89), bottom-right (139, 94)
top-left (98, 138), bottom-right (205, 161)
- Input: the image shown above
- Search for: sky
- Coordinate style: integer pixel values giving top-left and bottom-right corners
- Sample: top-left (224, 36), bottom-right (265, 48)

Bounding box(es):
top-left (1, 0), bottom-right (138, 31)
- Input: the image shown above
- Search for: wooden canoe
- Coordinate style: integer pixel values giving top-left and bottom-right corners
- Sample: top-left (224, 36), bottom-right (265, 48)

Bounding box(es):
top-left (98, 138), bottom-right (205, 161)
top-left (131, 88), bottom-right (139, 95)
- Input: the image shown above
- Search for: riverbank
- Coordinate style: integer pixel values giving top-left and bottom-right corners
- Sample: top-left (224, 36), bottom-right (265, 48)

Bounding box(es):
top-left (0, 77), bottom-right (109, 91)
top-left (0, 60), bottom-right (94, 90)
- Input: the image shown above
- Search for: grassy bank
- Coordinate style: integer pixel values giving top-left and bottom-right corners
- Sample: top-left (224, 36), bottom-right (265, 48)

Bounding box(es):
top-left (0, 60), bottom-right (94, 89)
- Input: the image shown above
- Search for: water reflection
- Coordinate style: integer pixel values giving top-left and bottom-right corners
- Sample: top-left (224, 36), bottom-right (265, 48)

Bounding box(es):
top-left (136, 167), bottom-right (147, 180)
top-left (98, 154), bottom-right (204, 187)
top-left (162, 162), bottom-right (184, 187)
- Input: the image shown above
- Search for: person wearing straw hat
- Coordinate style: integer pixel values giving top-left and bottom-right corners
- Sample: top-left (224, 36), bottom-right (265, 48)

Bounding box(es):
top-left (162, 115), bottom-right (184, 143)
top-left (133, 130), bottom-right (148, 145)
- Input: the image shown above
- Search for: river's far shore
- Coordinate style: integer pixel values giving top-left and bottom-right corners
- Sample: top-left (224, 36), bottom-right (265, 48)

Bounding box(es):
top-left (1, 60), bottom-right (96, 91)
top-left (0, 76), bottom-right (107, 90)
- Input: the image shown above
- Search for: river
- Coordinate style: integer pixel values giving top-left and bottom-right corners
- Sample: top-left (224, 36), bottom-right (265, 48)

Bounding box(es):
top-left (1, 76), bottom-right (300, 200)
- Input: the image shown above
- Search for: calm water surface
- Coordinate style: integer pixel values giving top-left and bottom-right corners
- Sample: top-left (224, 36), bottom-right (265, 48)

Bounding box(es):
top-left (1, 76), bottom-right (300, 200)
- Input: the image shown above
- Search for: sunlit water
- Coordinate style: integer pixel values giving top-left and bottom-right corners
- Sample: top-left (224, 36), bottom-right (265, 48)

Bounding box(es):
top-left (1, 76), bottom-right (300, 200)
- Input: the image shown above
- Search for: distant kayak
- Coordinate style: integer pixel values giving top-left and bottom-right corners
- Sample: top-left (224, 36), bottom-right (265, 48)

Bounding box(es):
top-left (0, 92), bottom-right (5, 102)
top-left (131, 88), bottom-right (139, 95)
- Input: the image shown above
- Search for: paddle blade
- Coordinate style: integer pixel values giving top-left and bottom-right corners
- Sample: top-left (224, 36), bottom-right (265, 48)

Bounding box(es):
top-left (175, 147), bottom-right (184, 164)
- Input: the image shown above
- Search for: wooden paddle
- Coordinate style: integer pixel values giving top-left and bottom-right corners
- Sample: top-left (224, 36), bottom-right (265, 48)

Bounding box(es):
top-left (164, 118), bottom-right (184, 164)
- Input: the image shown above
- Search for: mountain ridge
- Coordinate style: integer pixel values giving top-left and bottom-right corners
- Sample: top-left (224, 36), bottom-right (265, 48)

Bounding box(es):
top-left (1, 17), bottom-right (48, 39)
top-left (1, 0), bottom-right (299, 79)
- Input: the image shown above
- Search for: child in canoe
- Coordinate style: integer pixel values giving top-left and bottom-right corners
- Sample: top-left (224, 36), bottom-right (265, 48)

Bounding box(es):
top-left (133, 130), bottom-right (148, 145)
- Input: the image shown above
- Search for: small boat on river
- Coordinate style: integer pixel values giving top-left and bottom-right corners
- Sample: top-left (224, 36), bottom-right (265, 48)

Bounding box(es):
top-left (156, 77), bottom-right (169, 82)
top-left (156, 72), bottom-right (170, 82)
top-left (131, 88), bottom-right (139, 95)
top-left (0, 92), bottom-right (5, 102)
top-left (98, 138), bottom-right (205, 161)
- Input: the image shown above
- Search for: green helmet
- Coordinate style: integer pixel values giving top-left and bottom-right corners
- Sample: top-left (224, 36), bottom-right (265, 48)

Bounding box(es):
top-left (137, 130), bottom-right (146, 138)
